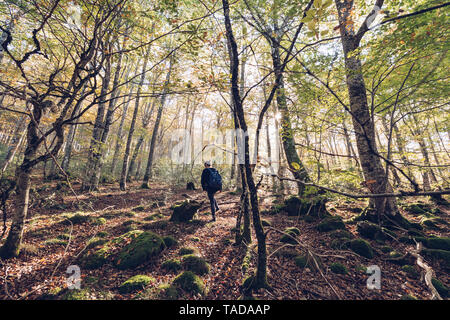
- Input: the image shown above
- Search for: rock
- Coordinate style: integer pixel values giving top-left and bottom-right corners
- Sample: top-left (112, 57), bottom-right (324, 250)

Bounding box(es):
top-left (402, 203), bottom-right (432, 215)
top-left (172, 271), bottom-right (205, 295)
top-left (161, 259), bottom-right (182, 273)
top-left (421, 249), bottom-right (450, 271)
top-left (118, 275), bottom-right (154, 294)
top-left (170, 200), bottom-right (202, 222)
top-left (261, 219), bottom-right (271, 227)
top-left (317, 216), bottom-right (346, 232)
top-left (329, 230), bottom-right (353, 239)
top-left (349, 239), bottom-right (374, 259)
top-left (281, 195), bottom-right (330, 218)
top-left (115, 231), bottom-right (166, 269)
top-left (178, 247), bottom-right (198, 256)
top-left (330, 262), bottom-right (348, 275)
top-left (181, 255), bottom-right (210, 275)
top-left (186, 182), bottom-right (196, 190)
top-left (401, 265), bottom-right (420, 279)
top-left (162, 236), bottom-right (178, 248)
top-left (356, 221), bottom-right (388, 241)
top-left (431, 278), bottom-right (449, 298)
top-left (79, 230), bottom-right (143, 269)
top-left (294, 255), bottom-right (308, 268)
top-left (280, 227), bottom-right (300, 244)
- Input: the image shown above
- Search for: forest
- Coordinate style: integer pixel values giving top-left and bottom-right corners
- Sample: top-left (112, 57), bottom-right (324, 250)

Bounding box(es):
top-left (0, 0), bottom-right (449, 302)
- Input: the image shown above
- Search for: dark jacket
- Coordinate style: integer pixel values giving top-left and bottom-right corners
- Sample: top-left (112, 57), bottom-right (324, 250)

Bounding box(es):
top-left (201, 167), bottom-right (220, 191)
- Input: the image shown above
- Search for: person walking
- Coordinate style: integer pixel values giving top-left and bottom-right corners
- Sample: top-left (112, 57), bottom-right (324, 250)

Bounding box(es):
top-left (201, 161), bottom-right (222, 222)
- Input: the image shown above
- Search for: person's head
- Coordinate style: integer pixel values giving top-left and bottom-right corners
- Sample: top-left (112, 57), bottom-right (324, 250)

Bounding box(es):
top-left (204, 160), bottom-right (211, 168)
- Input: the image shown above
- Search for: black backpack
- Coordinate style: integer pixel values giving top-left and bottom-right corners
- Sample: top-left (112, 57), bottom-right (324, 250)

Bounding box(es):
top-left (207, 168), bottom-right (222, 191)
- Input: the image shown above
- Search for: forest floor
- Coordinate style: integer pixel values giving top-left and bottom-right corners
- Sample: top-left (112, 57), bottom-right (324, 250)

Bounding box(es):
top-left (0, 178), bottom-right (448, 300)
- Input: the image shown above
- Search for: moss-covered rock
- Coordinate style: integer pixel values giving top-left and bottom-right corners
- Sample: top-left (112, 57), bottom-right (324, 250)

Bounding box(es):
top-left (330, 262), bottom-right (348, 275)
top-left (178, 247), bottom-right (198, 256)
top-left (170, 200), bottom-right (202, 222)
top-left (79, 230), bottom-right (144, 269)
top-left (261, 219), bottom-right (271, 227)
top-left (172, 271), bottom-right (205, 295)
top-left (61, 288), bottom-right (91, 300)
top-left (162, 236), bottom-right (178, 248)
top-left (349, 239), bottom-right (374, 259)
top-left (422, 237), bottom-right (450, 251)
top-left (401, 265), bottom-right (420, 279)
top-left (402, 203), bottom-right (432, 215)
top-left (161, 259), bottom-right (182, 273)
top-left (157, 283), bottom-right (179, 299)
top-left (421, 249), bottom-right (450, 271)
top-left (431, 278), bottom-right (449, 298)
top-left (118, 275), bottom-right (154, 293)
top-left (381, 246), bottom-right (393, 253)
top-left (65, 212), bottom-right (92, 225)
top-left (115, 231), bottom-right (165, 269)
top-left (280, 228), bottom-right (300, 244)
top-left (317, 216), bottom-right (346, 232)
top-left (329, 230), bottom-right (353, 239)
top-left (330, 238), bottom-right (350, 250)
top-left (356, 221), bottom-right (388, 241)
top-left (281, 195), bottom-right (330, 218)
top-left (181, 255), bottom-right (210, 275)
top-left (294, 255), bottom-right (308, 268)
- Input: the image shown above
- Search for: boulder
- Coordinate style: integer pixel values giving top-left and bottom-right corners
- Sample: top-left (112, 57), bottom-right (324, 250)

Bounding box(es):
top-left (170, 200), bottom-right (202, 222)
top-left (172, 271), bottom-right (205, 295)
top-left (349, 239), bottom-right (374, 259)
top-left (115, 231), bottom-right (166, 269)
top-left (317, 216), bottom-right (346, 232)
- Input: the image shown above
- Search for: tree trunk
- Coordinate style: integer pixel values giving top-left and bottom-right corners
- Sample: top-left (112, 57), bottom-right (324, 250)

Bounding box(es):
top-left (271, 33), bottom-right (310, 195)
top-left (222, 0), bottom-right (268, 290)
top-left (142, 54), bottom-right (174, 188)
top-left (335, 0), bottom-right (402, 224)
top-left (120, 48), bottom-right (151, 191)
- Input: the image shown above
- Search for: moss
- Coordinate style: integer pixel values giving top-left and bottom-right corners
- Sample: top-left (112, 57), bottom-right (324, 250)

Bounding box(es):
top-left (330, 262), bottom-right (348, 275)
top-left (62, 288), bottom-right (91, 300)
top-left (116, 231), bottom-right (166, 269)
top-left (79, 231), bottom-right (143, 269)
top-left (157, 283), bottom-right (179, 299)
top-left (118, 275), bottom-right (153, 294)
top-left (65, 212), bottom-right (92, 225)
top-left (401, 265), bottom-right (420, 279)
top-left (330, 238), bottom-right (350, 250)
top-left (421, 249), bottom-right (450, 270)
top-left (57, 233), bottom-right (70, 240)
top-left (431, 278), bottom-right (449, 298)
top-left (144, 213), bottom-right (164, 221)
top-left (162, 236), bottom-right (178, 248)
top-left (44, 238), bottom-right (68, 247)
top-left (179, 247), bottom-right (198, 256)
top-left (389, 251), bottom-right (402, 258)
top-left (381, 246), bottom-right (393, 253)
top-left (355, 265), bottom-right (367, 273)
top-left (161, 259), bottom-right (182, 272)
top-left (423, 237), bottom-right (450, 251)
top-left (294, 255), bottom-right (307, 268)
top-left (92, 217), bottom-right (107, 226)
top-left (96, 231), bottom-right (109, 238)
top-left (400, 294), bottom-right (418, 300)
top-left (85, 238), bottom-right (109, 250)
top-left (274, 248), bottom-right (299, 258)
top-left (281, 195), bottom-right (330, 218)
top-left (261, 219), bottom-right (271, 227)
top-left (356, 221), bottom-right (387, 241)
top-left (349, 239), bottom-right (374, 259)
top-left (170, 200), bottom-right (202, 222)
top-left (329, 230), bottom-right (353, 239)
top-left (285, 227), bottom-right (300, 236)
top-left (317, 216), bottom-right (346, 232)
top-left (181, 255), bottom-right (210, 275)
top-left (133, 205), bottom-right (146, 212)
top-left (172, 271), bottom-right (205, 295)
top-left (402, 203), bottom-right (430, 215)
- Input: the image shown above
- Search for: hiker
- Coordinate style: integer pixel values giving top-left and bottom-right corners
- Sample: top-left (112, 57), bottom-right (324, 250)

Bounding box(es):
top-left (201, 161), bottom-right (222, 222)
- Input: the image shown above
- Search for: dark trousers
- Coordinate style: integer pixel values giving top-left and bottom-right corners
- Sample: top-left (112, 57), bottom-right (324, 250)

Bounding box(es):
top-left (207, 190), bottom-right (219, 218)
